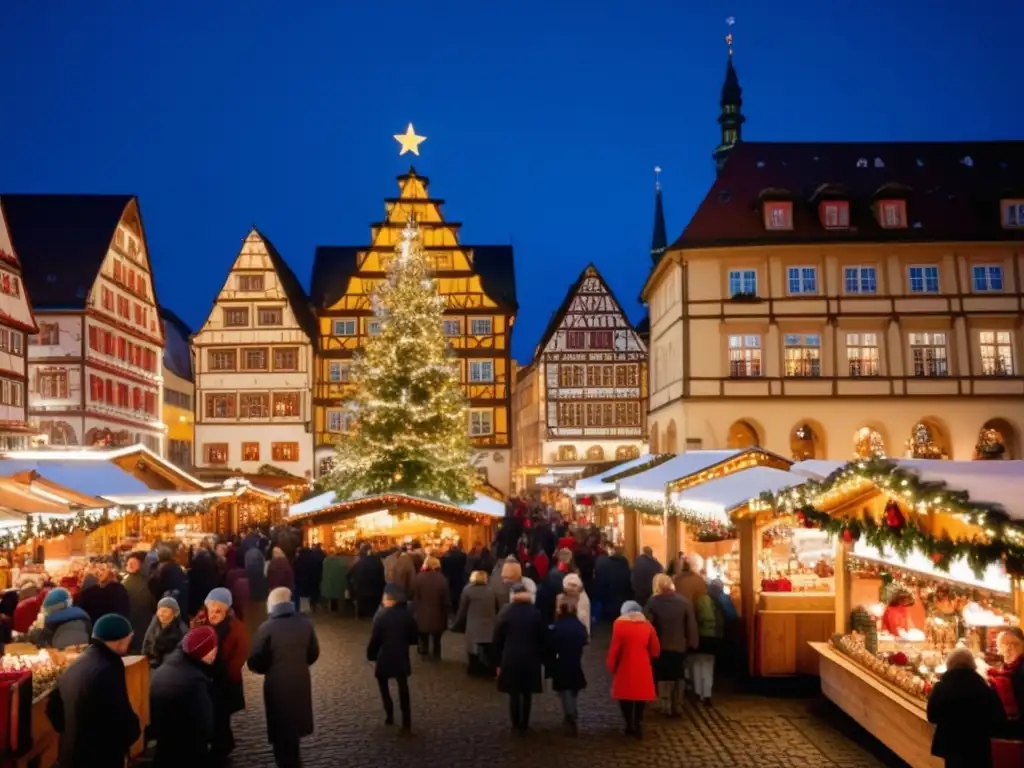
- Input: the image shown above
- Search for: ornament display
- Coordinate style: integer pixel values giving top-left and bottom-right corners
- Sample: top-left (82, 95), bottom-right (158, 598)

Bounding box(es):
top-left (884, 499), bottom-right (906, 530)
top-left (976, 428), bottom-right (1006, 459)
top-left (906, 422), bottom-right (946, 460)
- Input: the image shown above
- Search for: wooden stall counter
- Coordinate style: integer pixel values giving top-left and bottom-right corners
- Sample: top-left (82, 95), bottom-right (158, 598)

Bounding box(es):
top-left (811, 642), bottom-right (940, 768)
top-left (756, 593), bottom-right (835, 676)
top-left (14, 655), bottom-right (149, 768)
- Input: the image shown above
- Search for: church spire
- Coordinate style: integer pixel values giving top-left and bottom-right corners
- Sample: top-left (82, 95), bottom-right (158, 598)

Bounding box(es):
top-left (713, 18), bottom-right (745, 174)
top-left (651, 166), bottom-right (667, 264)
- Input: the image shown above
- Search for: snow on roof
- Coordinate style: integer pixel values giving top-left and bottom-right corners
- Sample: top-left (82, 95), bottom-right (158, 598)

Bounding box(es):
top-left (669, 467), bottom-right (808, 524)
top-left (101, 490), bottom-right (234, 507)
top-left (572, 454), bottom-right (654, 497)
top-left (791, 459), bottom-right (1024, 520)
top-left (288, 489), bottom-right (505, 519)
top-left (853, 539), bottom-right (1011, 594)
top-left (0, 445), bottom-right (212, 489)
top-left (0, 458), bottom-right (154, 497)
top-left (618, 450), bottom-right (743, 502)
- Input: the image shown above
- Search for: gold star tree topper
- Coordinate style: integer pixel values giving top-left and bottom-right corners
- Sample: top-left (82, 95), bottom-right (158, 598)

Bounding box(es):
top-left (394, 123), bottom-right (426, 156)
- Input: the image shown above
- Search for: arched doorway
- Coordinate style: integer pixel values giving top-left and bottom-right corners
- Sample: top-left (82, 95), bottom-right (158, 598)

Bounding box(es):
top-left (906, 419), bottom-right (950, 459)
top-left (558, 445), bottom-right (578, 462)
top-left (727, 420), bottom-right (760, 449)
top-left (664, 420), bottom-right (678, 453)
top-left (976, 418), bottom-right (1019, 460)
top-left (586, 445), bottom-right (605, 461)
top-left (649, 423), bottom-right (659, 453)
top-left (616, 445), bottom-right (640, 460)
top-left (853, 427), bottom-right (886, 459)
top-left (790, 421), bottom-right (825, 460)
top-left (38, 420), bottom-right (78, 446)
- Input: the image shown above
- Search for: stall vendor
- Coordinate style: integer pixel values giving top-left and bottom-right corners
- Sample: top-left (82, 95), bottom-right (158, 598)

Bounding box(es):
top-left (881, 589), bottom-right (915, 636)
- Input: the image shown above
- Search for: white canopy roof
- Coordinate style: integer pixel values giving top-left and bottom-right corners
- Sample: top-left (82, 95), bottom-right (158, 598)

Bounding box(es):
top-left (618, 450), bottom-right (744, 503)
top-left (572, 454), bottom-right (654, 497)
top-left (791, 459), bottom-right (1024, 521)
top-left (288, 489), bottom-right (506, 519)
top-left (669, 466), bottom-right (808, 525)
top-left (852, 539), bottom-right (1011, 594)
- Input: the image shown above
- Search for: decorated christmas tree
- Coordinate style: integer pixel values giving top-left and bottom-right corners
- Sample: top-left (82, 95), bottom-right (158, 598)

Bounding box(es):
top-left (325, 215), bottom-right (477, 503)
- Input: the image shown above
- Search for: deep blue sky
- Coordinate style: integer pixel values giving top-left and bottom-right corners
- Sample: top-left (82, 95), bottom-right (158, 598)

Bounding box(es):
top-left (2, 2), bottom-right (1020, 362)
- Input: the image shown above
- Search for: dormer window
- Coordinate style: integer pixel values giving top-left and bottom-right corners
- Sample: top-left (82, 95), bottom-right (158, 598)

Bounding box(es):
top-left (878, 200), bottom-right (906, 229)
top-left (764, 201), bottom-right (793, 231)
top-left (821, 201), bottom-right (850, 229)
top-left (1002, 200), bottom-right (1024, 229)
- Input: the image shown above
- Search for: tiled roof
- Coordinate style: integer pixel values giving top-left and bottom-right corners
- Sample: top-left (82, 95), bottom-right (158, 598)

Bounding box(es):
top-left (674, 141), bottom-right (1024, 249)
top-left (0, 194), bottom-right (133, 309)
top-left (255, 228), bottom-right (318, 341)
top-left (309, 244), bottom-right (517, 314)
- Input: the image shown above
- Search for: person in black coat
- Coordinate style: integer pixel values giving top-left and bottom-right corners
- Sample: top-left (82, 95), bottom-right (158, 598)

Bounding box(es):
top-left (46, 615), bottom-right (141, 768)
top-left (494, 584), bottom-right (546, 732)
top-left (188, 548), bottom-right (220, 619)
top-left (927, 647), bottom-right (1006, 767)
top-left (149, 626), bottom-right (217, 768)
top-left (547, 600), bottom-right (589, 734)
top-left (77, 560), bottom-right (132, 625)
top-left (150, 546), bottom-right (189, 617)
top-left (367, 585), bottom-right (418, 732)
top-left (247, 588), bottom-right (321, 768)
top-left (441, 543), bottom-right (468, 610)
top-left (350, 547), bottom-right (386, 619)
top-left (594, 547), bottom-right (633, 621)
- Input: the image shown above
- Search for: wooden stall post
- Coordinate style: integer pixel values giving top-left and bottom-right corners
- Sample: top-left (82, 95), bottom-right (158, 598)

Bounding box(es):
top-left (834, 538), bottom-right (853, 634)
top-left (622, 509), bottom-right (639, 562)
top-left (736, 516), bottom-right (759, 676)
top-left (665, 514), bottom-right (680, 567)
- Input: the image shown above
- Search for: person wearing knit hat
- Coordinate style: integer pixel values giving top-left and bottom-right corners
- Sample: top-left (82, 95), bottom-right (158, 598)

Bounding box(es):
top-left (149, 626), bottom-right (217, 766)
top-left (142, 596), bottom-right (188, 670)
top-left (367, 579), bottom-right (418, 731)
top-left (495, 575), bottom-right (546, 731)
top-left (195, 582), bottom-right (250, 761)
top-left (45, 614), bottom-right (141, 766)
top-left (183, 625), bottom-right (219, 663)
top-left (31, 588), bottom-right (92, 650)
top-left (247, 584), bottom-right (320, 764)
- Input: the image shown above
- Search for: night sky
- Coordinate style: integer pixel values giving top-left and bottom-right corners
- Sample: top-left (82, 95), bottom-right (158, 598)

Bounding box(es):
top-left (2, 2), bottom-right (1020, 362)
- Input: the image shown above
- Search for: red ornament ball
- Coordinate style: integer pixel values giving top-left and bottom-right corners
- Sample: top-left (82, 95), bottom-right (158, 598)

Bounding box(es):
top-left (796, 511), bottom-right (806, 523)
top-left (890, 651), bottom-right (908, 667)
top-left (931, 552), bottom-right (944, 565)
top-left (579, 496), bottom-right (592, 507)
top-left (842, 529), bottom-right (854, 543)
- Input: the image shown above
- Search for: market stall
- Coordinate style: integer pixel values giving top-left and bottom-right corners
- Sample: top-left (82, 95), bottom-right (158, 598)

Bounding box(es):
top-left (664, 464), bottom-right (832, 676)
top-left (616, 448), bottom-right (788, 564)
top-left (0, 646), bottom-right (149, 767)
top-left (761, 457), bottom-right (1024, 767)
top-left (288, 490), bottom-right (505, 552)
top-left (570, 453), bottom-right (657, 539)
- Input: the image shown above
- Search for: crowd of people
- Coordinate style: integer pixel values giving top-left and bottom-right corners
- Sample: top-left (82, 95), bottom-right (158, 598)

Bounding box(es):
top-left (3, 506), bottom-right (750, 767)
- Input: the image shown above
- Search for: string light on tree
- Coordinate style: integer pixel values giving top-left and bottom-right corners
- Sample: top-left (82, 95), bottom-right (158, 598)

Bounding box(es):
top-left (324, 214), bottom-right (477, 504)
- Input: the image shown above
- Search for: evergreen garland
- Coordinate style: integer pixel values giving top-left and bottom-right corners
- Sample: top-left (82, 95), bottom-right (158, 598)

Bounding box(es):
top-left (762, 458), bottom-right (1024, 577)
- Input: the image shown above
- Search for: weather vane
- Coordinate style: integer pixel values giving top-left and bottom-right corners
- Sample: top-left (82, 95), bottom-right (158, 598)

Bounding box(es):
top-left (394, 123), bottom-right (427, 156)
top-left (725, 16), bottom-right (735, 56)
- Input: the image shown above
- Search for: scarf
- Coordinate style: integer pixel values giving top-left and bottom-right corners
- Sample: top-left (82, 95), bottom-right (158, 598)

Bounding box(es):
top-left (989, 658), bottom-right (1022, 721)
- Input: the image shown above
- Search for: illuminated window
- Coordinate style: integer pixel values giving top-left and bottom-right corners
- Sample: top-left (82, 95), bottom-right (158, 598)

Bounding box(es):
top-left (909, 332), bottom-right (948, 377)
top-left (879, 200), bottom-right (906, 229)
top-left (240, 393), bottom-right (269, 418)
top-left (979, 331), bottom-right (1014, 376)
top-left (764, 202), bottom-right (792, 230)
top-left (784, 334), bottom-right (821, 377)
top-left (205, 393), bottom-right (237, 418)
top-left (204, 443), bottom-right (228, 464)
top-left (728, 335), bottom-right (761, 377)
top-left (272, 442), bottom-right (299, 462)
top-left (822, 201), bottom-right (850, 229)
top-left (242, 442), bottom-right (260, 461)
top-left (846, 333), bottom-right (880, 376)
top-left (273, 392), bottom-right (301, 417)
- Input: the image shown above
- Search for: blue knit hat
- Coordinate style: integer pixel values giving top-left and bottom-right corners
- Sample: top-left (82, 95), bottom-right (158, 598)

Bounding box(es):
top-left (93, 614), bottom-right (133, 642)
top-left (43, 588), bottom-right (72, 615)
top-left (620, 600), bottom-right (643, 616)
top-left (205, 587), bottom-right (232, 607)
top-left (157, 597), bottom-right (180, 614)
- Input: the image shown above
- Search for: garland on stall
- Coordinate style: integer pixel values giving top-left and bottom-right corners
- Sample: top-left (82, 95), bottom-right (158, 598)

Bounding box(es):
top-left (602, 454), bottom-right (676, 483)
top-left (0, 498), bottom-right (220, 551)
top-left (761, 458), bottom-right (1024, 576)
top-left (619, 496), bottom-right (665, 515)
top-left (669, 506), bottom-right (736, 541)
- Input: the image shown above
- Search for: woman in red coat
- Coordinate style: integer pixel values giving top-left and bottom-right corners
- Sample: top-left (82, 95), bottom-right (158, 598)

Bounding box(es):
top-left (606, 600), bottom-right (660, 738)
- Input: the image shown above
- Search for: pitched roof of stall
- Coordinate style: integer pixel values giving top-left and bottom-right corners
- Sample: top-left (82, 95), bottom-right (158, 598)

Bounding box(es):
top-left (0, 194), bottom-right (134, 309)
top-left (254, 228), bottom-right (319, 341)
top-left (674, 140), bottom-right (1024, 249)
top-left (309, 244), bottom-right (517, 313)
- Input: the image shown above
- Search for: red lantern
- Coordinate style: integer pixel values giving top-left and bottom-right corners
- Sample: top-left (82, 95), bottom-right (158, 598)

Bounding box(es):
top-left (842, 529), bottom-right (853, 543)
top-left (579, 496), bottom-right (592, 507)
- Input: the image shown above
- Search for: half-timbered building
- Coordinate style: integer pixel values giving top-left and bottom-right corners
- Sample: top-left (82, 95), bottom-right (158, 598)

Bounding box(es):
top-left (0, 200), bottom-right (39, 449)
top-left (512, 265), bottom-right (647, 492)
top-left (2, 195), bottom-right (166, 453)
top-left (310, 167), bottom-right (517, 493)
top-left (192, 228), bottom-right (318, 480)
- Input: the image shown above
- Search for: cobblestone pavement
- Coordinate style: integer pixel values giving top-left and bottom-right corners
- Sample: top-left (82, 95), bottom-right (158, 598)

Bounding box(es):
top-left (230, 611), bottom-right (906, 768)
